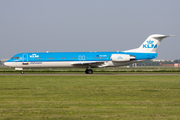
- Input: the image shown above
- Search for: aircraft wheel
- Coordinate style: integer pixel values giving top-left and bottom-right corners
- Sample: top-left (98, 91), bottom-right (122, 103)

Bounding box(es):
top-left (21, 71), bottom-right (24, 74)
top-left (85, 69), bottom-right (93, 74)
top-left (85, 69), bottom-right (88, 74)
top-left (88, 69), bottom-right (93, 74)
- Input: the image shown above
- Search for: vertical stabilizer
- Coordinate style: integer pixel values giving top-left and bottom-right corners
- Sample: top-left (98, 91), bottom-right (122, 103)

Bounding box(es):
top-left (124, 34), bottom-right (173, 53)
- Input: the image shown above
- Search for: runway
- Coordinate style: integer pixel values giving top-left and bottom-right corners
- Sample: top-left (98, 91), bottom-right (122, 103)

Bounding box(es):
top-left (0, 73), bottom-right (180, 76)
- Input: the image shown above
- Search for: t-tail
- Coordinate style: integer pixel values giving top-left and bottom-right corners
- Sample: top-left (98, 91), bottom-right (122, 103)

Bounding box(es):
top-left (124, 34), bottom-right (173, 53)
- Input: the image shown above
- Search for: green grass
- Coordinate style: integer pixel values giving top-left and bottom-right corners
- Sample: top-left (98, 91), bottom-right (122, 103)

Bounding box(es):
top-left (0, 75), bottom-right (180, 119)
top-left (1, 66), bottom-right (180, 74)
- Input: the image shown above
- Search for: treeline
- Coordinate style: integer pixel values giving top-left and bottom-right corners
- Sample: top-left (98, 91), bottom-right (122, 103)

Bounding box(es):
top-left (137, 59), bottom-right (180, 66)
top-left (174, 59), bottom-right (180, 63)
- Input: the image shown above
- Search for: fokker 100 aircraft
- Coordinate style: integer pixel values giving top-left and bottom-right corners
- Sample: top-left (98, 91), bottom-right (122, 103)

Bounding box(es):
top-left (4, 34), bottom-right (173, 74)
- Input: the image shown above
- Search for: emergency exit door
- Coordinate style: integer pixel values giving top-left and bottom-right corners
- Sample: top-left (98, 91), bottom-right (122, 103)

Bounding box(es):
top-left (22, 54), bottom-right (28, 65)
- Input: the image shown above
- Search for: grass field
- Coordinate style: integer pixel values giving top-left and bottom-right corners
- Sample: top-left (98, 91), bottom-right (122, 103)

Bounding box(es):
top-left (1, 66), bottom-right (180, 74)
top-left (0, 75), bottom-right (180, 119)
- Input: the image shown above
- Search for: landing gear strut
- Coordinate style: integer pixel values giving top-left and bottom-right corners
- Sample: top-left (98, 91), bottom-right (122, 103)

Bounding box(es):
top-left (85, 69), bottom-right (93, 74)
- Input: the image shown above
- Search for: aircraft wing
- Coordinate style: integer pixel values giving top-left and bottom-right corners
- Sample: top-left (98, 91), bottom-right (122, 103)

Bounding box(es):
top-left (71, 61), bottom-right (104, 67)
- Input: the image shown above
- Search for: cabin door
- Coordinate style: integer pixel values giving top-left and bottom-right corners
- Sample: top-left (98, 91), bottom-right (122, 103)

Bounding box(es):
top-left (22, 54), bottom-right (29, 65)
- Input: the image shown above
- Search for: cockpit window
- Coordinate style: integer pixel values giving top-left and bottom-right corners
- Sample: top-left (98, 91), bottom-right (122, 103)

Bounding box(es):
top-left (11, 57), bottom-right (19, 59)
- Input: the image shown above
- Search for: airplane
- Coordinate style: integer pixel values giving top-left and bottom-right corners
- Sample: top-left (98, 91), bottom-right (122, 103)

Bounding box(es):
top-left (4, 34), bottom-right (173, 74)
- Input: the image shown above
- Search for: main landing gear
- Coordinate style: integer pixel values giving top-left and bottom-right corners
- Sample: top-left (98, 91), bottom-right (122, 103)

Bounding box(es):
top-left (85, 69), bottom-right (93, 74)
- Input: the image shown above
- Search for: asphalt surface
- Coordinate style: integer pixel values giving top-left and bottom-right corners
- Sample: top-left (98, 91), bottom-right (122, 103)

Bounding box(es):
top-left (0, 73), bottom-right (180, 76)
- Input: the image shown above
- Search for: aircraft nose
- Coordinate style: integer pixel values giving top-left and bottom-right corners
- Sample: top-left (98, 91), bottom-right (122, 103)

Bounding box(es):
top-left (4, 62), bottom-right (12, 67)
top-left (4, 62), bottom-right (9, 66)
top-left (4, 62), bottom-right (16, 67)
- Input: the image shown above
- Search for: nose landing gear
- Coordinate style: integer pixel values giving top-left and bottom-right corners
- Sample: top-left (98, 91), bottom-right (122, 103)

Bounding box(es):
top-left (21, 71), bottom-right (24, 74)
top-left (85, 69), bottom-right (93, 74)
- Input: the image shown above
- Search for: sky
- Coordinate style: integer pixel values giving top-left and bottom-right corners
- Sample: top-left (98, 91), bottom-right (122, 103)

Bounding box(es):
top-left (0, 0), bottom-right (179, 60)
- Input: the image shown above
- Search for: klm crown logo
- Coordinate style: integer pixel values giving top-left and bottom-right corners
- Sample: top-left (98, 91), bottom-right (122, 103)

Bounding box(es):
top-left (143, 40), bottom-right (157, 48)
top-left (117, 56), bottom-right (123, 59)
top-left (30, 54), bottom-right (39, 58)
top-left (146, 40), bottom-right (154, 44)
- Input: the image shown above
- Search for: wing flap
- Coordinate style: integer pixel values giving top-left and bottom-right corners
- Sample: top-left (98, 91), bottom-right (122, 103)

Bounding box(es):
top-left (71, 61), bottom-right (104, 67)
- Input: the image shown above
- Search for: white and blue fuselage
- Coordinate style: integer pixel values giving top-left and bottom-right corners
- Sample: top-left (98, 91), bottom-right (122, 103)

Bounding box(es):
top-left (5, 51), bottom-right (157, 68)
top-left (4, 34), bottom-right (172, 74)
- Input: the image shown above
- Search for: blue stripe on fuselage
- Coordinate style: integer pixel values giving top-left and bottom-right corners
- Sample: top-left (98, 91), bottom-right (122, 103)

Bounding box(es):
top-left (6, 52), bottom-right (157, 62)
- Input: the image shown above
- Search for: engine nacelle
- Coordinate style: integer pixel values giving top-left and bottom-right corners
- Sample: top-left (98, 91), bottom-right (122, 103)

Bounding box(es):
top-left (111, 54), bottom-right (135, 62)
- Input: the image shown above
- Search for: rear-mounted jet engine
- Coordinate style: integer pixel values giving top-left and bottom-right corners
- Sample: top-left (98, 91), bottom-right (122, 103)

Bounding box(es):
top-left (111, 54), bottom-right (135, 62)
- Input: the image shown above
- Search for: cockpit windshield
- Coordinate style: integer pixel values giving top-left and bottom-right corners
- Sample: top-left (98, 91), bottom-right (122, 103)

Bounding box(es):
top-left (11, 57), bottom-right (19, 59)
